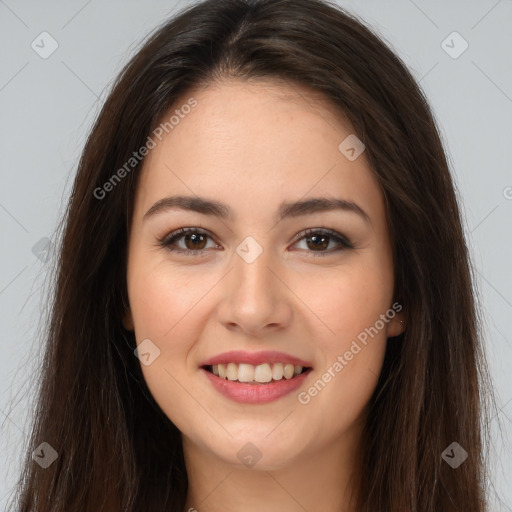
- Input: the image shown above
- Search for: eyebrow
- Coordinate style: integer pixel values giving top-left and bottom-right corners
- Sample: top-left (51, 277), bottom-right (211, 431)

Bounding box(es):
top-left (143, 195), bottom-right (371, 224)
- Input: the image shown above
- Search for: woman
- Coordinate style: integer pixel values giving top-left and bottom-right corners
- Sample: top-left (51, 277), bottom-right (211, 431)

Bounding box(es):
top-left (11, 0), bottom-right (494, 510)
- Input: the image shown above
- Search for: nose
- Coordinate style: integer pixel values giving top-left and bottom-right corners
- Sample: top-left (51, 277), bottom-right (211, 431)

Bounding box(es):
top-left (216, 239), bottom-right (293, 336)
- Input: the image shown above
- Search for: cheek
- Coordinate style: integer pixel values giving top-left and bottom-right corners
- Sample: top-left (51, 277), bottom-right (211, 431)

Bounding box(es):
top-left (126, 262), bottom-right (213, 431)
top-left (128, 258), bottom-right (211, 340)
top-left (126, 260), bottom-right (205, 393)
top-left (293, 255), bottom-right (392, 422)
top-left (302, 342), bottom-right (386, 438)
top-left (127, 258), bottom-right (222, 386)
top-left (294, 254), bottom-right (394, 346)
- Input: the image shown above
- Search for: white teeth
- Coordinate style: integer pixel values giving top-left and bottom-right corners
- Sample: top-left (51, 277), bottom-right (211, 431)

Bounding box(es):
top-left (209, 362), bottom-right (306, 383)
top-left (226, 362), bottom-right (238, 381)
top-left (254, 363), bottom-right (273, 383)
top-left (272, 362), bottom-right (284, 380)
top-left (283, 363), bottom-right (295, 379)
top-left (237, 363), bottom-right (254, 382)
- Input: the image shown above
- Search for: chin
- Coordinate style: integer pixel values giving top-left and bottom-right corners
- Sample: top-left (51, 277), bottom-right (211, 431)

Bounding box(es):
top-left (204, 432), bottom-right (305, 471)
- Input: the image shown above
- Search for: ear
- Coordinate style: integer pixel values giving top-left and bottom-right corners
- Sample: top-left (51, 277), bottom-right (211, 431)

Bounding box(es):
top-left (122, 308), bottom-right (134, 331)
top-left (387, 311), bottom-right (406, 338)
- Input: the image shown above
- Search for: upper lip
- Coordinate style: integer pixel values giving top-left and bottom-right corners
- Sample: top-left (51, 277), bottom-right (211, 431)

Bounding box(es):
top-left (201, 350), bottom-right (313, 368)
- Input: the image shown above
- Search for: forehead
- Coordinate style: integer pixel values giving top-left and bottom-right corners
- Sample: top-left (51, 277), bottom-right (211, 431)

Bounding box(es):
top-left (134, 79), bottom-right (384, 223)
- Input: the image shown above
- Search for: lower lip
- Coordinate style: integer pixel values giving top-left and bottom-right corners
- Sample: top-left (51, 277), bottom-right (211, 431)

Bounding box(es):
top-left (201, 368), bottom-right (313, 404)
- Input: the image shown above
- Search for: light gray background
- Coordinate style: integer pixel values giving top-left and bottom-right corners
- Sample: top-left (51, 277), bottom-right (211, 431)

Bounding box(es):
top-left (1, 0), bottom-right (511, 510)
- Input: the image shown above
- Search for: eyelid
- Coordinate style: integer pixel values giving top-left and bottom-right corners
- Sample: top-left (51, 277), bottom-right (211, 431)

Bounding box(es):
top-left (158, 227), bottom-right (218, 255)
top-left (291, 228), bottom-right (353, 249)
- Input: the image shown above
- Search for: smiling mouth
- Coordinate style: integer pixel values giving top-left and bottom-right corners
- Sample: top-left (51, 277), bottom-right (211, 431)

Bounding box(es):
top-left (202, 363), bottom-right (312, 385)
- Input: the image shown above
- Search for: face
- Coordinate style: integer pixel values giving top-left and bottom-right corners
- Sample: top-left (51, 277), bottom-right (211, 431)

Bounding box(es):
top-left (123, 79), bottom-right (405, 470)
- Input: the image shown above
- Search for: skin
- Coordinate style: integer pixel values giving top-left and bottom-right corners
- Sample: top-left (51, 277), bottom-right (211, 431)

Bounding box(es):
top-left (123, 78), bottom-right (405, 512)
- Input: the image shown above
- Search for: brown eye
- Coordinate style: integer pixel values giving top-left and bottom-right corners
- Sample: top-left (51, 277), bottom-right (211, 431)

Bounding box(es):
top-left (182, 232), bottom-right (208, 250)
top-left (304, 233), bottom-right (330, 251)
top-left (292, 228), bottom-right (353, 256)
top-left (160, 228), bottom-right (217, 256)
top-left (159, 227), bottom-right (353, 257)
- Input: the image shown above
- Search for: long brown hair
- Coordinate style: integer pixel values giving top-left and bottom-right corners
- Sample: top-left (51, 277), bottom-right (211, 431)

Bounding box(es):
top-left (9, 0), bottom-right (494, 510)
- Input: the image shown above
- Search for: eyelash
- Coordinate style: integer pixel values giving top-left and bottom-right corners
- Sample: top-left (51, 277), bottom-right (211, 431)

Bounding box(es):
top-left (158, 227), bottom-right (354, 258)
